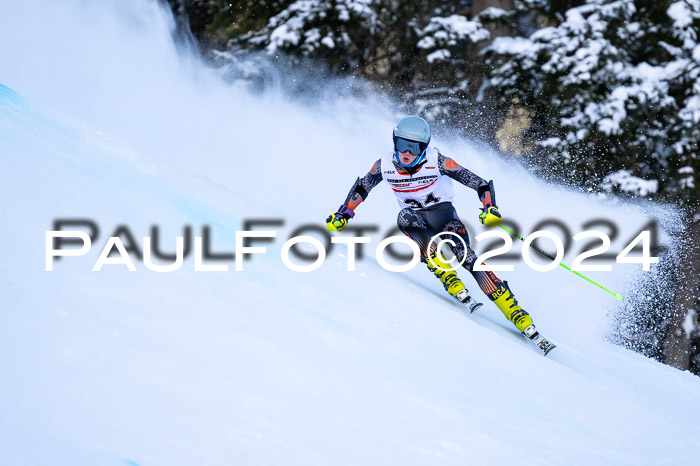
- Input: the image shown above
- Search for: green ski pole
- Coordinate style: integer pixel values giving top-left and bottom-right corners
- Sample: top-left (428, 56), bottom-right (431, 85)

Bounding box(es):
top-left (498, 224), bottom-right (623, 300)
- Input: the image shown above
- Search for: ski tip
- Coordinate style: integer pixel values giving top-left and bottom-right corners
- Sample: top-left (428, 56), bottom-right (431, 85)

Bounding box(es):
top-left (613, 293), bottom-right (623, 300)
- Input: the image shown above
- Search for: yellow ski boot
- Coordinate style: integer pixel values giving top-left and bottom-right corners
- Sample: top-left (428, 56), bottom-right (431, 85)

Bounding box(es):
top-left (489, 281), bottom-right (533, 332)
top-left (490, 282), bottom-right (556, 355)
top-left (424, 251), bottom-right (483, 313)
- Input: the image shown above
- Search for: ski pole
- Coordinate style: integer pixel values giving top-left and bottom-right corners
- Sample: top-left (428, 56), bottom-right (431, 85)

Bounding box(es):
top-left (498, 224), bottom-right (623, 300)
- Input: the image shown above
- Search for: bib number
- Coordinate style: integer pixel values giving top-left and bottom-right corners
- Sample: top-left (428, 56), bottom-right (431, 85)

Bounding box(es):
top-left (405, 193), bottom-right (441, 209)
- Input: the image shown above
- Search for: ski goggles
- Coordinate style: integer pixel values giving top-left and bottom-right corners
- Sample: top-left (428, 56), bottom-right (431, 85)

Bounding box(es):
top-left (394, 137), bottom-right (427, 156)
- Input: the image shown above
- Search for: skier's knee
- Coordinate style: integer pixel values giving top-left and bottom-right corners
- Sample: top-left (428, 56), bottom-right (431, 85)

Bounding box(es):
top-left (443, 220), bottom-right (470, 247)
top-left (397, 207), bottom-right (418, 233)
top-left (397, 207), bottom-right (413, 220)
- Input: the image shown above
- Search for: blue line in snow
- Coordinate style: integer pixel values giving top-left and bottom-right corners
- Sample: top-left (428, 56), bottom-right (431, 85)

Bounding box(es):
top-left (0, 83), bottom-right (21, 103)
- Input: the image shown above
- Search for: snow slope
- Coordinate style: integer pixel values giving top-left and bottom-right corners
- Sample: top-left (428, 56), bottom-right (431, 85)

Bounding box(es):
top-left (1, 1), bottom-right (699, 465)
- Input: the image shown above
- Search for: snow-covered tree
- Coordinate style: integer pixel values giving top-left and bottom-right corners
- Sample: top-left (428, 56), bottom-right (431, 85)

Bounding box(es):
top-left (219, 1), bottom-right (500, 125)
top-left (230, 0), bottom-right (385, 73)
top-left (411, 14), bottom-right (491, 122)
top-left (417, 15), bottom-right (491, 65)
top-left (410, 2), bottom-right (543, 130)
top-left (483, 0), bottom-right (699, 201)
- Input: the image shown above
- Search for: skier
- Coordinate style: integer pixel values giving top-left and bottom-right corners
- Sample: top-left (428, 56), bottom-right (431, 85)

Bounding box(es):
top-left (326, 115), bottom-right (554, 354)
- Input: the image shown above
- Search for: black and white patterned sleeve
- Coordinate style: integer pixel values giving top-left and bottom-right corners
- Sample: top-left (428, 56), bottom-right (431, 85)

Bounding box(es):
top-left (344, 159), bottom-right (383, 212)
top-left (438, 153), bottom-right (494, 206)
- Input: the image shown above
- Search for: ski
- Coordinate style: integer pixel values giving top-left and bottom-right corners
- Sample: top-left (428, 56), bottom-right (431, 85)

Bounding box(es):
top-left (523, 325), bottom-right (556, 356)
top-left (454, 291), bottom-right (555, 356)
top-left (455, 290), bottom-right (484, 313)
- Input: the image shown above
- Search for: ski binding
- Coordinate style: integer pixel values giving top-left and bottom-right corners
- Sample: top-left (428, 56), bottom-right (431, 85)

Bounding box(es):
top-left (523, 325), bottom-right (556, 356)
top-left (456, 290), bottom-right (483, 313)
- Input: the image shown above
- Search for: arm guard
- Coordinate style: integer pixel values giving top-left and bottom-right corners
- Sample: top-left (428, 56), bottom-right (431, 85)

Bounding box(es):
top-left (340, 159), bottom-right (383, 214)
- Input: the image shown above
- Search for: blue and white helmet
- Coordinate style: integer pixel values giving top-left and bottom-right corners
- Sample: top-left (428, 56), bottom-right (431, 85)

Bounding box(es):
top-left (393, 115), bottom-right (431, 168)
